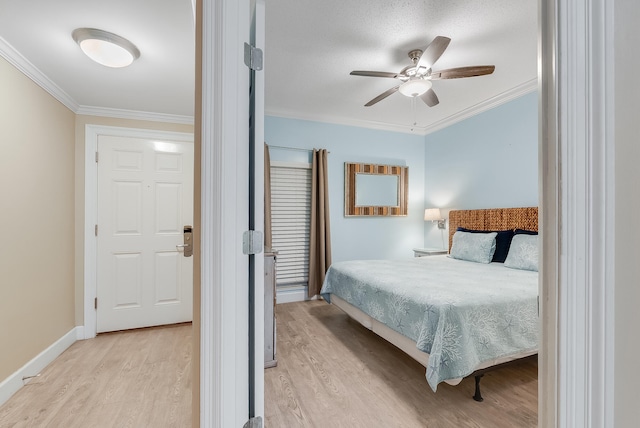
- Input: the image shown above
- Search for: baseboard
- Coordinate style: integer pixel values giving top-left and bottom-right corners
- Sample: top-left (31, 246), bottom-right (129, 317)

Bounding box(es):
top-left (276, 286), bottom-right (318, 304)
top-left (75, 325), bottom-right (85, 341)
top-left (0, 326), bottom-right (81, 406)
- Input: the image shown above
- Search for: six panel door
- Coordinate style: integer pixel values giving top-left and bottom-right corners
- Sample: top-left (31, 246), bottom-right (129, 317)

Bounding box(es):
top-left (96, 135), bottom-right (194, 333)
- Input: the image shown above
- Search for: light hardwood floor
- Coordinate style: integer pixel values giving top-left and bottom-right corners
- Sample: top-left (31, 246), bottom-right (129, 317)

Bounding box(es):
top-left (265, 300), bottom-right (538, 428)
top-left (1, 302), bottom-right (537, 428)
top-left (0, 323), bottom-right (191, 428)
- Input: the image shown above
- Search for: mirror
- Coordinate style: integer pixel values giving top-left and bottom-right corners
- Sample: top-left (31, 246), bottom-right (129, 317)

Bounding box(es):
top-left (345, 162), bottom-right (408, 216)
top-left (355, 174), bottom-right (399, 206)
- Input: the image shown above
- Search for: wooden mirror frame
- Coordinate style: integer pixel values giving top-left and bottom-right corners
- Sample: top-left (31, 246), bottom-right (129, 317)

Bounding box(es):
top-left (344, 162), bottom-right (408, 216)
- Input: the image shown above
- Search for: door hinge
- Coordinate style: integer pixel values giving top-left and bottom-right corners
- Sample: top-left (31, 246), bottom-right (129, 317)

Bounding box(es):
top-left (95, 151), bottom-right (99, 163)
top-left (243, 417), bottom-right (263, 428)
top-left (94, 298), bottom-right (98, 310)
top-left (242, 230), bottom-right (264, 255)
top-left (244, 43), bottom-right (263, 71)
top-left (95, 224), bottom-right (98, 236)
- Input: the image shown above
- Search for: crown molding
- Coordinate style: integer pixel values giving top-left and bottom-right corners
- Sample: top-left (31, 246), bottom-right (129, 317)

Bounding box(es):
top-left (265, 107), bottom-right (422, 135)
top-left (422, 78), bottom-right (538, 135)
top-left (1, 36), bottom-right (194, 125)
top-left (266, 79), bottom-right (538, 137)
top-left (0, 36), bottom-right (79, 112)
top-left (2, 29), bottom-right (533, 133)
top-left (76, 105), bottom-right (194, 125)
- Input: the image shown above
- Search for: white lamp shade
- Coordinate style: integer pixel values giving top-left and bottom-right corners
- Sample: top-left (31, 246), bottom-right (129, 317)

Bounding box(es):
top-left (399, 78), bottom-right (432, 97)
top-left (424, 208), bottom-right (442, 221)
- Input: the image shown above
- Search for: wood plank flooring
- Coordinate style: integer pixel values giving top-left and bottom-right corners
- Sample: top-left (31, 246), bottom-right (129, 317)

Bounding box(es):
top-left (265, 300), bottom-right (538, 428)
top-left (0, 323), bottom-right (191, 428)
top-left (1, 301), bottom-right (537, 428)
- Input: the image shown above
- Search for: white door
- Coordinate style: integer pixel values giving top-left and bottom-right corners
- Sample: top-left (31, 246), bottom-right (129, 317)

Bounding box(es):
top-left (96, 135), bottom-right (194, 333)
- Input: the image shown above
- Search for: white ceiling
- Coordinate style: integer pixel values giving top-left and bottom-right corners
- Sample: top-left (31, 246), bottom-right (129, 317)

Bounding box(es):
top-left (0, 0), bottom-right (537, 134)
top-left (0, 0), bottom-right (195, 122)
top-left (265, 0), bottom-right (538, 134)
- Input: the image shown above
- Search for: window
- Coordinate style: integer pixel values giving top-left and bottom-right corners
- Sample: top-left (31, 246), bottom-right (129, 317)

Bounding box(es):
top-left (270, 161), bottom-right (312, 288)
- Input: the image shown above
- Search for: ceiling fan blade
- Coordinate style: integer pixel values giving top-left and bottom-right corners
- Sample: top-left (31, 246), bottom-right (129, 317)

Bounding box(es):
top-left (350, 70), bottom-right (398, 78)
top-left (420, 88), bottom-right (439, 107)
top-left (416, 36), bottom-right (451, 70)
top-left (364, 85), bottom-right (400, 106)
top-left (430, 65), bottom-right (496, 80)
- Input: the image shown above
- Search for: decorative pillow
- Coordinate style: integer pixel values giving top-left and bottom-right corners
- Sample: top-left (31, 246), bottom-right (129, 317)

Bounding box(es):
top-left (450, 231), bottom-right (497, 264)
top-left (515, 229), bottom-right (538, 235)
top-left (504, 234), bottom-right (539, 271)
top-left (457, 227), bottom-right (515, 263)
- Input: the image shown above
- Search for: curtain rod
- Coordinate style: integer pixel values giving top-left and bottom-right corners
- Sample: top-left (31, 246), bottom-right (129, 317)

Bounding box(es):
top-left (266, 144), bottom-right (330, 154)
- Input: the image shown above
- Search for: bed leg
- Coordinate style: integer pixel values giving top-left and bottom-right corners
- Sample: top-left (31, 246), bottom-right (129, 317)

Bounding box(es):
top-left (473, 374), bottom-right (484, 402)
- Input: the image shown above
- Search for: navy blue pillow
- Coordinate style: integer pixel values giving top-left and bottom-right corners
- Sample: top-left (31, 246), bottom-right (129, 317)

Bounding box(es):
top-left (515, 229), bottom-right (538, 235)
top-left (457, 227), bottom-right (515, 263)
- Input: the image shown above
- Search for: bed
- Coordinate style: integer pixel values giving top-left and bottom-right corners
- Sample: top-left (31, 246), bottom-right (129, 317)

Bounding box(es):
top-left (320, 207), bottom-right (539, 397)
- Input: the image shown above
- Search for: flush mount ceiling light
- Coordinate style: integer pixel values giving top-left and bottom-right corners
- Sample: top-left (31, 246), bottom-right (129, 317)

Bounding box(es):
top-left (398, 77), bottom-right (432, 97)
top-left (72, 28), bottom-right (140, 68)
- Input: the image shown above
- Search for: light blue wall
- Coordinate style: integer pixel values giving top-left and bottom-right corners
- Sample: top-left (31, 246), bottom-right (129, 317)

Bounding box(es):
top-left (423, 92), bottom-right (539, 248)
top-left (266, 92), bottom-right (538, 260)
top-left (266, 117), bottom-right (426, 262)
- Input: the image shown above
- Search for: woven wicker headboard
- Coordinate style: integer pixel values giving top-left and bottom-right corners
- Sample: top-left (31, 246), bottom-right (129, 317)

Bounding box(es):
top-left (448, 207), bottom-right (538, 252)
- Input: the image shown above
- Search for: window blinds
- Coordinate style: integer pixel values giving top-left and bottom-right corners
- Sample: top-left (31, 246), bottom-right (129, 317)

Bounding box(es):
top-left (270, 163), bottom-right (312, 287)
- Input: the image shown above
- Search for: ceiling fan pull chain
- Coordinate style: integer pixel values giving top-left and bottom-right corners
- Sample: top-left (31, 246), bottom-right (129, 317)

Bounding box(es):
top-left (413, 96), bottom-right (417, 125)
top-left (411, 96), bottom-right (417, 131)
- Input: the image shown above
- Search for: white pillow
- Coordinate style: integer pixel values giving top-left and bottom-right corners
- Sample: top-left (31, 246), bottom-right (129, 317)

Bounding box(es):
top-left (504, 234), bottom-right (539, 271)
top-left (450, 231), bottom-right (497, 264)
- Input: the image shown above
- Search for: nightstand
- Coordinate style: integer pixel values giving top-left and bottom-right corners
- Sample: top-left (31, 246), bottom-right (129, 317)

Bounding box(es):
top-left (413, 248), bottom-right (448, 257)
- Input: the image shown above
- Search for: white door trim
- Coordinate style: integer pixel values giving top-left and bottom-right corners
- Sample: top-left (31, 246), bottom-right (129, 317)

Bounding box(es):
top-left (251, 0), bottom-right (266, 421)
top-left (540, 0), bottom-right (616, 425)
top-left (83, 124), bottom-right (194, 340)
top-left (200, 0), bottom-right (619, 426)
top-left (199, 0), bottom-right (250, 426)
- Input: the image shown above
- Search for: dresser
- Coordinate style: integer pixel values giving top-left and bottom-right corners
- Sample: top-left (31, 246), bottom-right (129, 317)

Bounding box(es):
top-left (264, 248), bottom-right (277, 368)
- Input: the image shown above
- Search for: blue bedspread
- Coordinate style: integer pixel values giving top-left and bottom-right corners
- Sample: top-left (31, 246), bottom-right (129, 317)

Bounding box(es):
top-left (320, 256), bottom-right (538, 391)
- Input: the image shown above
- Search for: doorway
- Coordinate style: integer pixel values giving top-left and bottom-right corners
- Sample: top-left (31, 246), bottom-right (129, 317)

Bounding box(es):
top-left (84, 125), bottom-right (195, 338)
top-left (202, 0), bottom-right (620, 425)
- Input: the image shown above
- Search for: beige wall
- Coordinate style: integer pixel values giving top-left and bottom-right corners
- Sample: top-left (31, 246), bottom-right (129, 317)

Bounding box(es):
top-left (0, 54), bottom-right (194, 383)
top-left (73, 117), bottom-right (194, 325)
top-left (0, 57), bottom-right (76, 381)
top-left (615, 0), bottom-right (640, 423)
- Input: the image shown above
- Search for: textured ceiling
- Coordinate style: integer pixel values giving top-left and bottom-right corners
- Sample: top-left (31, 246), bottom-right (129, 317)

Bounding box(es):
top-left (0, 0), bottom-right (537, 133)
top-left (265, 0), bottom-right (538, 134)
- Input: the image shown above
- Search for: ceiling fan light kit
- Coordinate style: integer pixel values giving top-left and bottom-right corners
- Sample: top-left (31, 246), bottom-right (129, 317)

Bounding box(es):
top-left (350, 36), bottom-right (495, 107)
top-left (72, 28), bottom-right (140, 68)
top-left (399, 78), bottom-right (432, 97)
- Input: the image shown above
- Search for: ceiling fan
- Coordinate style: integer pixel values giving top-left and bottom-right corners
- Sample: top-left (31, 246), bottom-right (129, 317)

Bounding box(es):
top-left (350, 36), bottom-right (495, 107)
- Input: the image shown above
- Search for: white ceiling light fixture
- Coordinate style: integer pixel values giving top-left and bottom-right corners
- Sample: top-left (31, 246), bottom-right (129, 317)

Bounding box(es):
top-left (72, 28), bottom-right (140, 68)
top-left (399, 77), bottom-right (432, 97)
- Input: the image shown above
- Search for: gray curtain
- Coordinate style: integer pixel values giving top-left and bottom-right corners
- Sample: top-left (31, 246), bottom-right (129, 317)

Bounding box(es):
top-left (308, 149), bottom-right (332, 297)
top-left (264, 143), bottom-right (272, 249)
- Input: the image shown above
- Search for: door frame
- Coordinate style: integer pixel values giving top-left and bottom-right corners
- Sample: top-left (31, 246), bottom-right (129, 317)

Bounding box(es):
top-left (83, 124), bottom-right (194, 339)
top-left (196, 0), bottom-right (252, 426)
top-left (202, 0), bottom-right (618, 426)
top-left (539, 0), bottom-right (616, 425)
